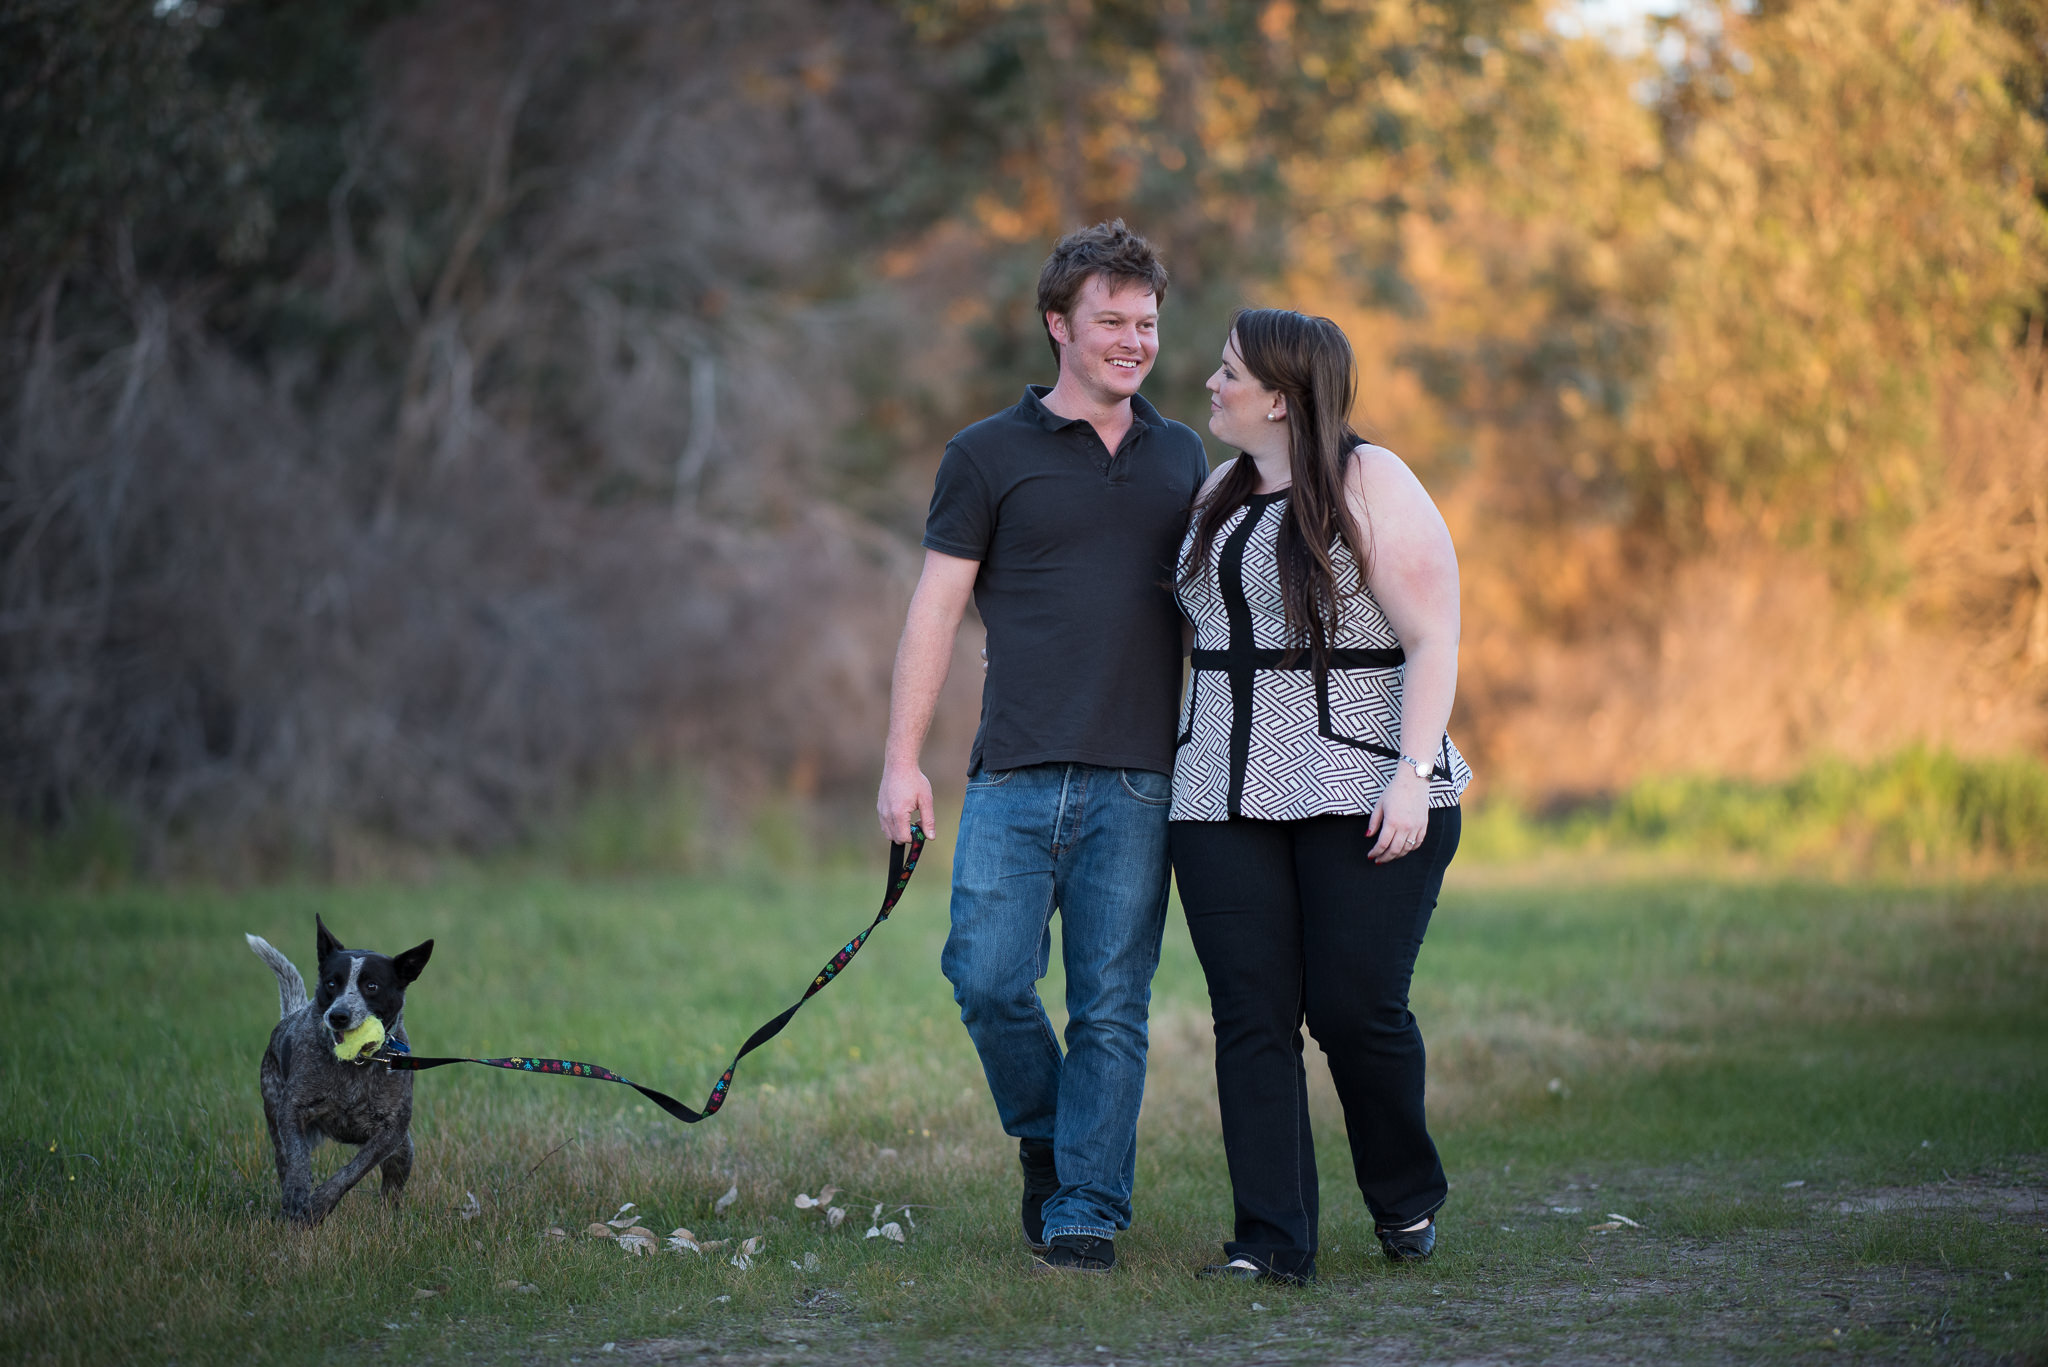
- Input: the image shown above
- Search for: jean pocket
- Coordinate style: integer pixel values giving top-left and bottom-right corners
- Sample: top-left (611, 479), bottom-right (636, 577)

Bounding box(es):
top-left (967, 766), bottom-right (1015, 789)
top-left (1118, 768), bottom-right (1172, 805)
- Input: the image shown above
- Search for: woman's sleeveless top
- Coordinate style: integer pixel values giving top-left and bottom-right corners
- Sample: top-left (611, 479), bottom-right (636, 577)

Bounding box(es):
top-left (1169, 491), bottom-right (1473, 821)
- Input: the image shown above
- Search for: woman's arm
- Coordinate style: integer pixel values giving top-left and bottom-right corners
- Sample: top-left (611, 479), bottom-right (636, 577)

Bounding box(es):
top-left (1345, 444), bottom-right (1460, 862)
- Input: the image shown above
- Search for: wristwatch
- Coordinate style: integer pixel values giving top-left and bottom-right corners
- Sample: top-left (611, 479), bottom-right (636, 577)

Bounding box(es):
top-left (1399, 753), bottom-right (1435, 782)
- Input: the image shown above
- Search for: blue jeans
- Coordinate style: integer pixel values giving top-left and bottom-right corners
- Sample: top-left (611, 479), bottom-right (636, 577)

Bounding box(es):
top-left (941, 762), bottom-right (1172, 1241)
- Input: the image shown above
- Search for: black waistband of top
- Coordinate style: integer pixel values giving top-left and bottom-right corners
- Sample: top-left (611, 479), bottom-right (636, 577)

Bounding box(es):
top-left (1190, 646), bottom-right (1405, 671)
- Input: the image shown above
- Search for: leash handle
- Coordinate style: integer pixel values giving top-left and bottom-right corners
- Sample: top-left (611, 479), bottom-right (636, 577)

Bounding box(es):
top-left (384, 828), bottom-right (925, 1125)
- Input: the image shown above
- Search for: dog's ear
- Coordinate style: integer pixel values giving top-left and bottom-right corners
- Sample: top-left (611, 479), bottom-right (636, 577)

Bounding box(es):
top-left (393, 939), bottom-right (434, 984)
top-left (316, 915), bottom-right (344, 963)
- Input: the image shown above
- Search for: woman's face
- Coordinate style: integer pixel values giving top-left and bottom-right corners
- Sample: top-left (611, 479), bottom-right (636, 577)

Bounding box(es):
top-left (1205, 333), bottom-right (1282, 451)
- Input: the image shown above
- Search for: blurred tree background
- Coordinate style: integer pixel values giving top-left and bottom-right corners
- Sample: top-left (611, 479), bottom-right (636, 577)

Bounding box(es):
top-left (3, 0), bottom-right (2044, 875)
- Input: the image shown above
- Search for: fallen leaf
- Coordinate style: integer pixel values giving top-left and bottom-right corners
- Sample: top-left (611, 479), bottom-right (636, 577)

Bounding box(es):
top-left (879, 1221), bottom-right (905, 1243)
top-left (712, 1295), bottom-right (730, 1304)
top-left (871, 1203), bottom-right (885, 1220)
top-left (826, 1206), bottom-right (847, 1228)
top-left (1782, 1180), bottom-right (1807, 1189)
top-left (544, 1226), bottom-right (568, 1241)
top-left (413, 1289), bottom-right (439, 1300)
top-left (617, 1233), bottom-right (656, 1255)
top-left (804, 1252), bottom-right (821, 1271)
top-left (730, 1252), bottom-right (754, 1271)
top-left (864, 1226), bottom-right (880, 1239)
top-left (670, 1227), bottom-right (696, 1242)
top-left (500, 1280), bottom-right (521, 1291)
top-left (1549, 1206), bottom-right (1583, 1215)
top-left (1588, 1221), bottom-right (1623, 1233)
top-left (714, 1182), bottom-right (739, 1215)
top-left (586, 1223), bottom-right (617, 1239)
top-left (793, 1193), bottom-right (818, 1209)
top-left (623, 1226), bottom-right (656, 1241)
top-left (1604, 1213), bottom-right (1641, 1228)
top-left (818, 1184), bottom-right (838, 1204)
top-left (458, 1192), bottom-right (481, 1221)
top-left (696, 1239), bottom-right (729, 1252)
top-left (605, 1203), bottom-right (640, 1230)
top-left (667, 1234), bottom-right (701, 1254)
top-left (877, 1147), bottom-right (899, 1160)
top-left (740, 1235), bottom-right (765, 1256)
top-left (900, 1206), bottom-right (917, 1230)
top-left (1251, 1302), bottom-right (1266, 1312)
top-left (516, 1284), bottom-right (539, 1295)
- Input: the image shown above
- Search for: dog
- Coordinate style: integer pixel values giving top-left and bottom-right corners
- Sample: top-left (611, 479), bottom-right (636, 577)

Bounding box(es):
top-left (245, 916), bottom-right (433, 1225)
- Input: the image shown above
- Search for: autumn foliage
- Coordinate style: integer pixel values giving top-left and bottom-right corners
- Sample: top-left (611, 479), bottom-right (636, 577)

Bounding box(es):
top-left (2, 0), bottom-right (2043, 868)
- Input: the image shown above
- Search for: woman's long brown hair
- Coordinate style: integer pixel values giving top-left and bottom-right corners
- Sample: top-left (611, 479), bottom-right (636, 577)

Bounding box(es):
top-left (1178, 308), bottom-right (1371, 670)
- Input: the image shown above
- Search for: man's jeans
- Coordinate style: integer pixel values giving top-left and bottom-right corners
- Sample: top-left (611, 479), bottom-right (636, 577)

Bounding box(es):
top-left (941, 761), bottom-right (1172, 1242)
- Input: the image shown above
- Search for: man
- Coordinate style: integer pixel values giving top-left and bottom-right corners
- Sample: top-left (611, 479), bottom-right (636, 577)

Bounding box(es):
top-left (876, 220), bottom-right (1210, 1273)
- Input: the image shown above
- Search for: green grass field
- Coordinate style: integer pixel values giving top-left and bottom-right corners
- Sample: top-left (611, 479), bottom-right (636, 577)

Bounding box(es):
top-left (3, 850), bottom-right (2045, 1365)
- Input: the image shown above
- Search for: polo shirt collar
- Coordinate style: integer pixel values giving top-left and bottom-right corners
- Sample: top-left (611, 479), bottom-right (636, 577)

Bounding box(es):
top-left (1021, 385), bottom-right (1168, 434)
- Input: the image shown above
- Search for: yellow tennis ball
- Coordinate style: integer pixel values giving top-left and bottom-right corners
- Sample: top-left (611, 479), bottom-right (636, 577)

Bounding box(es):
top-left (334, 1015), bottom-right (386, 1062)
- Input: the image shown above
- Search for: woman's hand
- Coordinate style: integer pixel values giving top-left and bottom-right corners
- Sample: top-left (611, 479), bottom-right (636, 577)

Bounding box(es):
top-left (1366, 767), bottom-right (1431, 863)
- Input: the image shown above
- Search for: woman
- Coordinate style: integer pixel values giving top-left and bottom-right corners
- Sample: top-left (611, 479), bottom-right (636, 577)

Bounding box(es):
top-left (1169, 309), bottom-right (1471, 1284)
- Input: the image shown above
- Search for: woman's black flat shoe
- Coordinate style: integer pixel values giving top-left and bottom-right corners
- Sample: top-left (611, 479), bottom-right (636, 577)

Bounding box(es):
top-left (1376, 1219), bottom-right (1436, 1262)
top-left (1197, 1257), bottom-right (1312, 1285)
top-left (1198, 1259), bottom-right (1265, 1281)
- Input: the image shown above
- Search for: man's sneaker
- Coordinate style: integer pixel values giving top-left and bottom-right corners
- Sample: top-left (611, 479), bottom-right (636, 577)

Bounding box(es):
top-left (1035, 1233), bottom-right (1115, 1273)
top-left (1019, 1140), bottom-right (1059, 1253)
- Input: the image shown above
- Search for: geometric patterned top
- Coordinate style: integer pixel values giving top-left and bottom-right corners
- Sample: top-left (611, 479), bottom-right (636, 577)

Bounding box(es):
top-left (1169, 491), bottom-right (1473, 821)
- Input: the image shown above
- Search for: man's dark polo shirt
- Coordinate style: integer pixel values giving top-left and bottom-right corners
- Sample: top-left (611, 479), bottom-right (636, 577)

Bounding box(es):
top-left (923, 385), bottom-right (1210, 777)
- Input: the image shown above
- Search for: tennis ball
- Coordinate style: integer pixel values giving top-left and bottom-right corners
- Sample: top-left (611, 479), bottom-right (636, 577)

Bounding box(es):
top-left (333, 1015), bottom-right (386, 1063)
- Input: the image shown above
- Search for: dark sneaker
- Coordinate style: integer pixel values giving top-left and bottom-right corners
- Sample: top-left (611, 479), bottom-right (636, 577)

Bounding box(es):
top-left (1035, 1233), bottom-right (1115, 1273)
top-left (1019, 1140), bottom-right (1059, 1253)
top-left (1376, 1218), bottom-right (1437, 1262)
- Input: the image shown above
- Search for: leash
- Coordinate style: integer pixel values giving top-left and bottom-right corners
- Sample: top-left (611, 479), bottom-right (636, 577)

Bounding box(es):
top-left (377, 828), bottom-right (924, 1123)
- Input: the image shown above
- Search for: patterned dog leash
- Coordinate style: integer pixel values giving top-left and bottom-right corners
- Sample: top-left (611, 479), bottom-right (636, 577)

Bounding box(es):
top-left (378, 828), bottom-right (924, 1123)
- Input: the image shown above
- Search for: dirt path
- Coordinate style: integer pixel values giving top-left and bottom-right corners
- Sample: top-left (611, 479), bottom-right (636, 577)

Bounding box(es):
top-left (591, 1173), bottom-right (2046, 1367)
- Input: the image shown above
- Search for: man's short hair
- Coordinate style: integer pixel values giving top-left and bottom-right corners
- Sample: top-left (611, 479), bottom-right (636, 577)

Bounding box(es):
top-left (1035, 219), bottom-right (1170, 365)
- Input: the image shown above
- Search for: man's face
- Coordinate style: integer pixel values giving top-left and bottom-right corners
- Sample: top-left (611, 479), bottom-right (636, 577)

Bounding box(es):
top-left (1048, 274), bottom-right (1159, 404)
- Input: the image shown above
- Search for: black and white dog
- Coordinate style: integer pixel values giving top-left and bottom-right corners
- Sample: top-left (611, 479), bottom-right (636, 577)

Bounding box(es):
top-left (245, 916), bottom-right (433, 1225)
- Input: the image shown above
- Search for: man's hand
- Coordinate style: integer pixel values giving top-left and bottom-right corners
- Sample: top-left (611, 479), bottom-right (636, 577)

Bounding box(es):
top-left (877, 761), bottom-right (938, 845)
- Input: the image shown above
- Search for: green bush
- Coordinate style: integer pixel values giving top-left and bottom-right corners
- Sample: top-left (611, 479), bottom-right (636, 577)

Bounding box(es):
top-left (1467, 748), bottom-right (2048, 870)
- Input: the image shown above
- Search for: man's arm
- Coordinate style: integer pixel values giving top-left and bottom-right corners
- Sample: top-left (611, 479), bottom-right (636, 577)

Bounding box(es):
top-left (877, 548), bottom-right (981, 843)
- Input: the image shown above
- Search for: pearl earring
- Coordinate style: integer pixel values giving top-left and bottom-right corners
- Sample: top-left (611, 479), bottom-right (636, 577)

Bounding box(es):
top-left (1266, 412), bottom-right (1281, 421)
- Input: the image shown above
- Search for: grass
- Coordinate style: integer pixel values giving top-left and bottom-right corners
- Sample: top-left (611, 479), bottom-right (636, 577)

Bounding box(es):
top-left (2, 847), bottom-right (2045, 1365)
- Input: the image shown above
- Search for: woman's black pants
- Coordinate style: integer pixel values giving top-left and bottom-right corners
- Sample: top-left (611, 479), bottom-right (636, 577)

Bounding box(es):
top-left (1169, 805), bottom-right (1459, 1279)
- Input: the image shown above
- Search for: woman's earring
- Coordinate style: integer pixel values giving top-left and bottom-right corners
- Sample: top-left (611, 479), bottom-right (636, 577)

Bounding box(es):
top-left (1266, 411), bottom-right (1281, 422)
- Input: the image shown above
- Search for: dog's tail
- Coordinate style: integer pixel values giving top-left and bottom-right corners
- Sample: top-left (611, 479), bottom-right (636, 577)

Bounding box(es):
top-left (245, 934), bottom-right (309, 1018)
